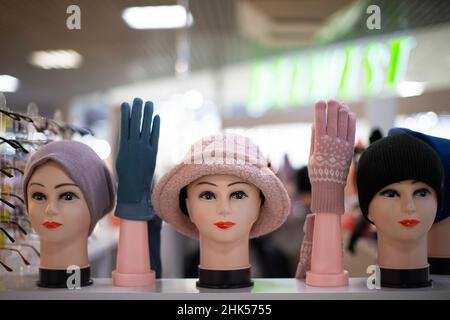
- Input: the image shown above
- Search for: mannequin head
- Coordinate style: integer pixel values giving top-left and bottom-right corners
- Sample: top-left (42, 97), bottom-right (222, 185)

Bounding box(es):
top-left (368, 180), bottom-right (438, 242)
top-left (153, 132), bottom-right (290, 274)
top-left (357, 132), bottom-right (443, 226)
top-left (388, 127), bottom-right (450, 224)
top-left (27, 160), bottom-right (91, 244)
top-left (153, 132), bottom-right (290, 241)
top-left (181, 174), bottom-right (263, 245)
top-left (23, 140), bottom-right (116, 237)
top-left (357, 132), bottom-right (443, 271)
top-left (153, 133), bottom-right (289, 288)
top-left (23, 140), bottom-right (116, 271)
top-left (387, 128), bottom-right (450, 274)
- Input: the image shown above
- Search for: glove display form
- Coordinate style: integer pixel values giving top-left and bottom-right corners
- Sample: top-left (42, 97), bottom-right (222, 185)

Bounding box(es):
top-left (115, 98), bottom-right (160, 220)
top-left (304, 100), bottom-right (356, 287)
top-left (112, 98), bottom-right (161, 287)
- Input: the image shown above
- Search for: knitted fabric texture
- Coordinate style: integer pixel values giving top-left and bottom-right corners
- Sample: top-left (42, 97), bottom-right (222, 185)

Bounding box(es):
top-left (295, 213), bottom-right (315, 278)
top-left (309, 101), bottom-right (356, 214)
top-left (23, 140), bottom-right (116, 235)
top-left (357, 132), bottom-right (444, 223)
top-left (309, 135), bottom-right (353, 186)
top-left (152, 132), bottom-right (290, 239)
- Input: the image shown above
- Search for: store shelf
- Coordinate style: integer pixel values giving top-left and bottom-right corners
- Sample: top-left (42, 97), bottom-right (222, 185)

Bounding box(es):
top-left (1, 275), bottom-right (450, 299)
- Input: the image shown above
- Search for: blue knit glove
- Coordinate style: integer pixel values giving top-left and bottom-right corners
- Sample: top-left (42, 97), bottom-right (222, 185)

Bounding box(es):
top-left (115, 98), bottom-right (160, 220)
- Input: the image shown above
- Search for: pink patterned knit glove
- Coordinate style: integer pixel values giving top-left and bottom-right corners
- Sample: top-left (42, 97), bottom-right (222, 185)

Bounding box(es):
top-left (295, 213), bottom-right (315, 279)
top-left (309, 100), bottom-right (356, 214)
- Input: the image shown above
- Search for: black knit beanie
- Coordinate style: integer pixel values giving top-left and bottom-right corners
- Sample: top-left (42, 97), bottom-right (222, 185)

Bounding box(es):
top-left (357, 132), bottom-right (444, 223)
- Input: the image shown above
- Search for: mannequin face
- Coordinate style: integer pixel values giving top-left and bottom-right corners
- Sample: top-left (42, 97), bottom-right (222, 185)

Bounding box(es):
top-left (27, 161), bottom-right (91, 244)
top-left (186, 174), bottom-right (261, 244)
top-left (368, 180), bottom-right (437, 241)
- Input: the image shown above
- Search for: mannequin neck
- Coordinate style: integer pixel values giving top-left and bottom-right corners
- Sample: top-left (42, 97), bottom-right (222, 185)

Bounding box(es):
top-left (198, 236), bottom-right (250, 270)
top-left (377, 232), bottom-right (428, 269)
top-left (40, 236), bottom-right (89, 270)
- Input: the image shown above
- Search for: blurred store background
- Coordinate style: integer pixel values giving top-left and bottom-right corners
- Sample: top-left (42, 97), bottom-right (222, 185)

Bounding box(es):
top-left (1, 0), bottom-right (450, 279)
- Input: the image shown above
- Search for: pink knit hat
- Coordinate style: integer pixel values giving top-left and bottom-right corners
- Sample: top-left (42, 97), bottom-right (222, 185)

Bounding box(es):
top-left (152, 132), bottom-right (290, 239)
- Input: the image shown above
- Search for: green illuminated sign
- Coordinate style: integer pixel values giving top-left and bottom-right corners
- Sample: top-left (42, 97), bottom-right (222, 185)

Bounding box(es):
top-left (247, 36), bottom-right (415, 114)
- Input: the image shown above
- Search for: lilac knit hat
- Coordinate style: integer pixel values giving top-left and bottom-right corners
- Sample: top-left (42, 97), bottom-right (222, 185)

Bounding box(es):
top-left (152, 132), bottom-right (291, 239)
top-left (23, 140), bottom-right (116, 235)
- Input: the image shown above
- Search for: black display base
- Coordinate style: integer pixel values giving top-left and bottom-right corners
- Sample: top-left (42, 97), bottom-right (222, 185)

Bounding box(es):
top-left (196, 267), bottom-right (254, 289)
top-left (38, 266), bottom-right (93, 288)
top-left (429, 257), bottom-right (450, 275)
top-left (380, 266), bottom-right (432, 288)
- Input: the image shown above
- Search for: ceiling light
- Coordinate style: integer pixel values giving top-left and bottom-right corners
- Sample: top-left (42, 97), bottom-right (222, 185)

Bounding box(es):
top-left (122, 5), bottom-right (194, 29)
top-left (29, 50), bottom-right (83, 69)
top-left (396, 81), bottom-right (425, 98)
top-left (0, 75), bottom-right (20, 92)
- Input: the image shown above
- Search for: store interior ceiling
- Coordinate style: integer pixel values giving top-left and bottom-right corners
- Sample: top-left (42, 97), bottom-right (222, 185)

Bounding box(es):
top-left (1, 0), bottom-right (450, 116)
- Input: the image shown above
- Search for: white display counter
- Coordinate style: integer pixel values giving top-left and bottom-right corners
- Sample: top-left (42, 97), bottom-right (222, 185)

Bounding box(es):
top-left (1, 275), bottom-right (450, 300)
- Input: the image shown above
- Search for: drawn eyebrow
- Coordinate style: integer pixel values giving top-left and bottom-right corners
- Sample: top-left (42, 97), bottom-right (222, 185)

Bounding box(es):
top-left (228, 181), bottom-right (249, 187)
top-left (196, 182), bottom-right (218, 187)
top-left (29, 182), bottom-right (45, 187)
top-left (55, 183), bottom-right (79, 189)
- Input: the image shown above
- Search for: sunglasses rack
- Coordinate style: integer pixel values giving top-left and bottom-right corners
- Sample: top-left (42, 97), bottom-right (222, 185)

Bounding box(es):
top-left (0, 93), bottom-right (93, 275)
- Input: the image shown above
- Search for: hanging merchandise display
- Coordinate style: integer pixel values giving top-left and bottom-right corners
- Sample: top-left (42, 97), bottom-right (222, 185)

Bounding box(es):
top-left (1, 95), bottom-right (449, 298)
top-left (0, 97), bottom-right (56, 276)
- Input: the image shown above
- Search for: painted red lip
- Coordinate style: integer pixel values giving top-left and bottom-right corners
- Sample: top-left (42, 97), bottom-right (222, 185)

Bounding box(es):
top-left (43, 221), bottom-right (62, 229)
top-left (398, 219), bottom-right (420, 227)
top-left (214, 221), bottom-right (236, 229)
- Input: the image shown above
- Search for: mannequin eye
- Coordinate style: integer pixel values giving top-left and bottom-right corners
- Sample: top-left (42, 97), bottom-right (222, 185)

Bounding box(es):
top-left (59, 192), bottom-right (79, 201)
top-left (379, 189), bottom-right (399, 198)
top-left (414, 188), bottom-right (430, 197)
top-left (31, 192), bottom-right (46, 201)
top-left (230, 191), bottom-right (247, 200)
top-left (199, 191), bottom-right (215, 200)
